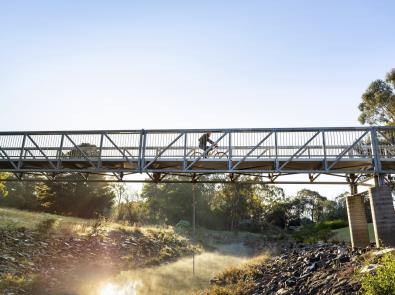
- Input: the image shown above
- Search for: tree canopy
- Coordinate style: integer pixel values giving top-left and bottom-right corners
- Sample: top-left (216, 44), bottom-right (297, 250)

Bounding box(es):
top-left (359, 68), bottom-right (395, 125)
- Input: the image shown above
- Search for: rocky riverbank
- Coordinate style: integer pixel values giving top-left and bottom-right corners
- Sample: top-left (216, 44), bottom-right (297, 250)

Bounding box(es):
top-left (0, 223), bottom-right (194, 295)
top-left (207, 243), bottom-right (382, 295)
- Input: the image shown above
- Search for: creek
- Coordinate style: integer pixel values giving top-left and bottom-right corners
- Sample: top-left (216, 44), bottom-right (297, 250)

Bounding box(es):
top-left (83, 243), bottom-right (253, 295)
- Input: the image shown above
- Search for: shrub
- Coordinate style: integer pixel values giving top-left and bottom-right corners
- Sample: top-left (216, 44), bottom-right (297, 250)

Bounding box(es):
top-left (315, 219), bottom-right (348, 230)
top-left (200, 286), bottom-right (235, 295)
top-left (291, 219), bottom-right (347, 243)
top-left (360, 253), bottom-right (395, 295)
top-left (292, 223), bottom-right (334, 243)
top-left (35, 218), bottom-right (58, 235)
top-left (87, 217), bottom-right (106, 238)
top-left (175, 220), bottom-right (191, 235)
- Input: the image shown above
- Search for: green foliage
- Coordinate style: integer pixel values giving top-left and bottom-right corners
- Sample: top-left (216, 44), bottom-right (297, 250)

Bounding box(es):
top-left (141, 176), bottom-right (290, 232)
top-left (0, 178), bottom-right (43, 210)
top-left (1, 171), bottom-right (349, 235)
top-left (141, 180), bottom-right (197, 224)
top-left (140, 176), bottom-right (349, 233)
top-left (0, 173), bottom-right (115, 218)
top-left (332, 223), bottom-right (375, 243)
top-left (292, 222), bottom-right (334, 243)
top-left (38, 174), bottom-right (115, 218)
top-left (209, 180), bottom-right (263, 231)
top-left (315, 219), bottom-right (348, 230)
top-left (0, 173), bottom-right (9, 197)
top-left (111, 184), bottom-right (146, 225)
top-left (360, 253), bottom-right (395, 295)
top-left (296, 189), bottom-right (331, 223)
top-left (175, 220), bottom-right (191, 235)
top-left (359, 68), bottom-right (395, 125)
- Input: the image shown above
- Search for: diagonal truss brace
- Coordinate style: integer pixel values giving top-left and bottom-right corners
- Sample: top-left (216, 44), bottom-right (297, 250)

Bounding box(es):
top-left (232, 132), bottom-right (273, 170)
top-left (104, 133), bottom-right (135, 163)
top-left (279, 131), bottom-right (320, 170)
top-left (0, 147), bottom-right (18, 170)
top-left (26, 135), bottom-right (57, 169)
top-left (186, 132), bottom-right (227, 170)
top-left (327, 131), bottom-right (369, 170)
top-left (64, 134), bottom-right (97, 168)
top-left (143, 133), bottom-right (184, 170)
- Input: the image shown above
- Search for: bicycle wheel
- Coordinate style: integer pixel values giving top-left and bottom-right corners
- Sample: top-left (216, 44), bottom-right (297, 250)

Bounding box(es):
top-left (215, 152), bottom-right (228, 159)
top-left (189, 151), bottom-right (202, 159)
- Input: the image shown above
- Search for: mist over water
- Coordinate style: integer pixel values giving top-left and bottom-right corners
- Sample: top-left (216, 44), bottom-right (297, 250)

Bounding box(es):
top-left (89, 243), bottom-right (251, 295)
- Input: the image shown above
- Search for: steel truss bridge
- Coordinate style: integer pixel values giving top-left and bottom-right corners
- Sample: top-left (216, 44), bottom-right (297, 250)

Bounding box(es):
top-left (0, 127), bottom-right (395, 186)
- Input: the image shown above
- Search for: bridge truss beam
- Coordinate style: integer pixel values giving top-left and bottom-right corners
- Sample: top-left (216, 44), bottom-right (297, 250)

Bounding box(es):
top-left (0, 127), bottom-right (394, 184)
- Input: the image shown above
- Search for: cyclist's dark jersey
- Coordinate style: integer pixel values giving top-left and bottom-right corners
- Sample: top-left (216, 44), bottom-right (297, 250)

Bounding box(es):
top-left (199, 133), bottom-right (214, 146)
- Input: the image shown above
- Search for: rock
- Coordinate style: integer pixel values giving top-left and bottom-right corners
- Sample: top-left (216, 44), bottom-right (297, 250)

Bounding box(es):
top-left (276, 288), bottom-right (289, 295)
top-left (374, 248), bottom-right (395, 257)
top-left (310, 254), bottom-right (321, 262)
top-left (305, 262), bottom-right (318, 273)
top-left (211, 243), bottom-right (374, 295)
top-left (285, 278), bottom-right (296, 287)
top-left (337, 254), bottom-right (350, 263)
top-left (360, 264), bottom-right (379, 273)
top-left (292, 270), bottom-right (300, 277)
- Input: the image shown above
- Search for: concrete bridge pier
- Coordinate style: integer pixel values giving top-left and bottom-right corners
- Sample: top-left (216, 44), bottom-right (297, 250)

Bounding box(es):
top-left (346, 193), bottom-right (370, 248)
top-left (369, 184), bottom-right (395, 247)
top-left (347, 173), bottom-right (395, 248)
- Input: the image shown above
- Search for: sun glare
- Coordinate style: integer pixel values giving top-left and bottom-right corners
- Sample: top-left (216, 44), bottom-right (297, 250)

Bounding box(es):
top-left (99, 281), bottom-right (142, 295)
top-left (100, 283), bottom-right (117, 295)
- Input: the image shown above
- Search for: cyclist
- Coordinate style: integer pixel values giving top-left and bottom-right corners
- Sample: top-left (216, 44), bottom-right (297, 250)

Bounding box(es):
top-left (199, 132), bottom-right (217, 157)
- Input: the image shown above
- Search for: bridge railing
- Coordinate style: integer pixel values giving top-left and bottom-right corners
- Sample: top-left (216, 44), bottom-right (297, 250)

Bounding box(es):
top-left (0, 127), bottom-right (394, 173)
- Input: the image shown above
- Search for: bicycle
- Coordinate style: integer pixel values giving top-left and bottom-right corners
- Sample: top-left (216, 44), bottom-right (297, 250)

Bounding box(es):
top-left (187, 146), bottom-right (228, 159)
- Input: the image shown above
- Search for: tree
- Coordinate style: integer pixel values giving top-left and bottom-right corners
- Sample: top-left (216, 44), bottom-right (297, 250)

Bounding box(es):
top-left (111, 183), bottom-right (129, 220)
top-left (210, 181), bottom-right (257, 231)
top-left (296, 189), bottom-right (327, 223)
top-left (359, 68), bottom-right (395, 125)
top-left (258, 185), bottom-right (295, 228)
top-left (1, 176), bottom-right (43, 210)
top-left (141, 179), bottom-right (197, 225)
top-left (122, 189), bottom-right (144, 225)
top-left (39, 174), bottom-right (115, 218)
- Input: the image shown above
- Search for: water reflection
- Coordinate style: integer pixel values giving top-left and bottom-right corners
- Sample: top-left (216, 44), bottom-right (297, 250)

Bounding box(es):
top-left (96, 245), bottom-right (249, 295)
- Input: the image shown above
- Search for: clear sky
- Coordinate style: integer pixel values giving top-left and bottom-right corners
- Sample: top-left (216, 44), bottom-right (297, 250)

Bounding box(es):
top-left (1, 0), bottom-right (394, 197)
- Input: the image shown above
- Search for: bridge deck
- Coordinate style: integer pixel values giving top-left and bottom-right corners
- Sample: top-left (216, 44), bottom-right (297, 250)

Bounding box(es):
top-left (1, 127), bottom-right (394, 180)
top-left (0, 158), bottom-right (389, 172)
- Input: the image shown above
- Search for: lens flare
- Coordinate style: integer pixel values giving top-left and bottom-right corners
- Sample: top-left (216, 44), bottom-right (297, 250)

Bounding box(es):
top-left (100, 281), bottom-right (142, 295)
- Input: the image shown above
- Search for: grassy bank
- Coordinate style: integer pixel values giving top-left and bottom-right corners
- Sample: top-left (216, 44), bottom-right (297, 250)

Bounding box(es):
top-left (0, 207), bottom-right (93, 233)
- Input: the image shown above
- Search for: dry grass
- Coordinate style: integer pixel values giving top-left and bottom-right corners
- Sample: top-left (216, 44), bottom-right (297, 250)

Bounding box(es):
top-left (0, 207), bottom-right (180, 237)
top-left (0, 207), bottom-right (92, 234)
top-left (197, 252), bottom-right (270, 295)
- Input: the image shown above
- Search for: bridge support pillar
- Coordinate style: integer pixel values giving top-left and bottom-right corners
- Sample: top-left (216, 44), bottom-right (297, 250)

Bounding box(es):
top-left (369, 185), bottom-right (395, 247)
top-left (346, 194), bottom-right (370, 248)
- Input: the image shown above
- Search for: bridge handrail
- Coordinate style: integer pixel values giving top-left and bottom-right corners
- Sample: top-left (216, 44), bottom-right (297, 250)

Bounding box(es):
top-left (0, 127), bottom-right (394, 174)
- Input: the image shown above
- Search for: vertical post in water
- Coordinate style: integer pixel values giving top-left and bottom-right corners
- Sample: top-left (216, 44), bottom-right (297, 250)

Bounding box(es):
top-left (192, 181), bottom-right (196, 276)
